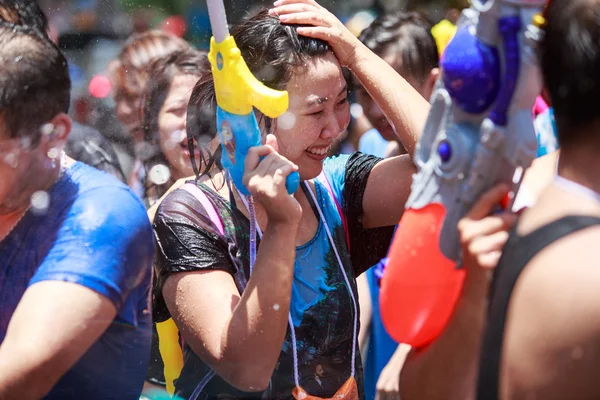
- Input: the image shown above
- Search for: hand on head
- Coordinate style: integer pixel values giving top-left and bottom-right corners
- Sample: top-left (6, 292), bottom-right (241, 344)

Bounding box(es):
top-left (269, 0), bottom-right (362, 68)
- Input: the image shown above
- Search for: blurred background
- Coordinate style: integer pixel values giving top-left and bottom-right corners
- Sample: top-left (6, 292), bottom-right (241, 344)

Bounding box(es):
top-left (38, 0), bottom-right (467, 172)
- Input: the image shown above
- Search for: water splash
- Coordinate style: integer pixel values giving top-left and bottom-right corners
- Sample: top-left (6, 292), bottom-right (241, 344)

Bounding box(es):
top-left (277, 112), bottom-right (296, 130)
top-left (149, 164), bottom-right (171, 185)
top-left (31, 190), bottom-right (50, 215)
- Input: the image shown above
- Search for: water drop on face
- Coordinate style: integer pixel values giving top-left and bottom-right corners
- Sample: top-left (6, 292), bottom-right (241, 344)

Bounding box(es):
top-left (4, 152), bottom-right (18, 168)
top-left (273, 304), bottom-right (280, 311)
top-left (31, 191), bottom-right (50, 214)
top-left (165, 130), bottom-right (186, 150)
top-left (149, 164), bottom-right (171, 185)
top-left (47, 148), bottom-right (60, 160)
top-left (277, 112), bottom-right (296, 130)
top-left (41, 123), bottom-right (54, 136)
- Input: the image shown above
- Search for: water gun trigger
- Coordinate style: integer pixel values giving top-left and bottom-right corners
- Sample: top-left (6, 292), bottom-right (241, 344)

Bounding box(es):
top-left (209, 36), bottom-right (289, 118)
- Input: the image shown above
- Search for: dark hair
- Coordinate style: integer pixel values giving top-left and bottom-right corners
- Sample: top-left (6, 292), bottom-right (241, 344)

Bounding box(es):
top-left (140, 48), bottom-right (211, 199)
top-left (188, 9), bottom-right (333, 178)
top-left (186, 71), bottom-right (220, 179)
top-left (109, 30), bottom-right (190, 100)
top-left (0, 21), bottom-right (70, 143)
top-left (359, 11), bottom-right (439, 84)
top-left (540, 0), bottom-right (600, 145)
top-left (0, 0), bottom-right (48, 33)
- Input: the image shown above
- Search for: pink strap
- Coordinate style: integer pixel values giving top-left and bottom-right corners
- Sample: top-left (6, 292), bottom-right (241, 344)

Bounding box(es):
top-left (182, 183), bottom-right (225, 236)
top-left (317, 172), bottom-right (350, 251)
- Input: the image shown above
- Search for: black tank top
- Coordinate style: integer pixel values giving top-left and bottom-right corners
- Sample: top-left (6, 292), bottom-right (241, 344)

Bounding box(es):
top-left (476, 215), bottom-right (600, 400)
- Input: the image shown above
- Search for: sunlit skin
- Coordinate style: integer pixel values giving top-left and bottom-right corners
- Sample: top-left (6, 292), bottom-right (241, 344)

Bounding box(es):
top-left (355, 53), bottom-right (436, 143)
top-left (158, 74), bottom-right (200, 181)
top-left (114, 91), bottom-right (144, 143)
top-left (275, 52), bottom-right (350, 181)
top-left (0, 114), bottom-right (73, 239)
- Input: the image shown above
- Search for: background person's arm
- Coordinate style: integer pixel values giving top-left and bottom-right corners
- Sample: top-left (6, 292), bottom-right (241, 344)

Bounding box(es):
top-left (0, 282), bottom-right (116, 400)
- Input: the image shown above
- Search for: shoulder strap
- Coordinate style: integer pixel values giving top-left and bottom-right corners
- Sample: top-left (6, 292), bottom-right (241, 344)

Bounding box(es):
top-left (476, 215), bottom-right (600, 400)
top-left (317, 171), bottom-right (350, 251)
top-left (181, 182), bottom-right (225, 236)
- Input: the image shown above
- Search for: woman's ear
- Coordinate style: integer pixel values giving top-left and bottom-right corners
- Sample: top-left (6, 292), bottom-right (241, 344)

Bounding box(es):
top-left (422, 67), bottom-right (440, 102)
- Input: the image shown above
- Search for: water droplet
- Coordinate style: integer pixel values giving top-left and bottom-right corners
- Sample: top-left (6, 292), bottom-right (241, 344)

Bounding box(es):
top-left (14, 55), bottom-right (23, 63)
top-left (149, 164), bottom-right (171, 185)
top-left (273, 303), bottom-right (280, 311)
top-left (3, 152), bottom-right (19, 168)
top-left (350, 103), bottom-right (364, 119)
top-left (277, 112), bottom-right (296, 130)
top-left (47, 148), bottom-right (60, 160)
top-left (41, 123), bottom-right (54, 136)
top-left (20, 136), bottom-right (32, 149)
top-left (31, 191), bottom-right (50, 214)
top-left (165, 130), bottom-right (186, 150)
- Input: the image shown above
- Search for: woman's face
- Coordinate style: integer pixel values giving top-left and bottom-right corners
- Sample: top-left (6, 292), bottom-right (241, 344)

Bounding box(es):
top-left (275, 52), bottom-right (350, 180)
top-left (158, 74), bottom-right (199, 180)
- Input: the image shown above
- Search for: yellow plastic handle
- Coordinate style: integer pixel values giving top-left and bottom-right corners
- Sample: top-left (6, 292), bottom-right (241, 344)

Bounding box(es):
top-left (208, 35), bottom-right (289, 118)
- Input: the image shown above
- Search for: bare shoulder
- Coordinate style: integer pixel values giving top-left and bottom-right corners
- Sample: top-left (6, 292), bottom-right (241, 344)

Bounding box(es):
top-left (501, 224), bottom-right (600, 399)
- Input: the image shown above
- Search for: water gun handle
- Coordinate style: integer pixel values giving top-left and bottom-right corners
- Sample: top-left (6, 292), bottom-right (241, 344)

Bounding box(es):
top-left (208, 16), bottom-right (299, 195)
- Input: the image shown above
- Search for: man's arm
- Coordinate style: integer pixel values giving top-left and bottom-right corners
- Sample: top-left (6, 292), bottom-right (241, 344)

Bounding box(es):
top-left (399, 185), bottom-right (516, 400)
top-left (0, 282), bottom-right (116, 400)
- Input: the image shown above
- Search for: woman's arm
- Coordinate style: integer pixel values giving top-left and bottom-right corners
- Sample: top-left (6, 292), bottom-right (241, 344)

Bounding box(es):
top-left (163, 137), bottom-right (302, 392)
top-left (270, 0), bottom-right (430, 156)
top-left (163, 220), bottom-right (298, 392)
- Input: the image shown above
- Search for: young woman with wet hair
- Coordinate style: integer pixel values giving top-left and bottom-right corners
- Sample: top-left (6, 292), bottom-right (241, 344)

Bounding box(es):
top-left (152, 4), bottom-right (431, 399)
top-left (141, 49), bottom-right (214, 205)
top-left (109, 30), bottom-right (190, 202)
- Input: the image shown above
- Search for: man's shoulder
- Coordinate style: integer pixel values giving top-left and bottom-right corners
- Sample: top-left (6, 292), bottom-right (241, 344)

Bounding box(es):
top-left (67, 162), bottom-right (151, 238)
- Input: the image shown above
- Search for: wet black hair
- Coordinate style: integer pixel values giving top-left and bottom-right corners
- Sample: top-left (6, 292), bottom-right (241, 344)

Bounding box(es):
top-left (187, 9), bottom-right (333, 179)
top-left (0, 21), bottom-right (70, 144)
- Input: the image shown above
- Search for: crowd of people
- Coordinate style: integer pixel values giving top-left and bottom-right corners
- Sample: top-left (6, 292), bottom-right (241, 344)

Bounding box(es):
top-left (0, 0), bottom-right (599, 399)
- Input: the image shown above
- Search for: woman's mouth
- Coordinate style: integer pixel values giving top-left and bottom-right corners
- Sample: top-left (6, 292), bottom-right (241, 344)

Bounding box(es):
top-left (180, 142), bottom-right (201, 158)
top-left (305, 146), bottom-right (330, 161)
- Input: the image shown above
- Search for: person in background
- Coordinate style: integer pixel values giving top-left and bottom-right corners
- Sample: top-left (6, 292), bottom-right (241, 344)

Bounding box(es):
top-left (140, 49), bottom-right (218, 398)
top-left (109, 30), bottom-right (190, 203)
top-left (355, 11), bottom-right (439, 159)
top-left (0, 21), bottom-right (154, 399)
top-left (352, 11), bottom-right (439, 400)
top-left (0, 0), bottom-right (126, 182)
top-left (141, 49), bottom-right (212, 205)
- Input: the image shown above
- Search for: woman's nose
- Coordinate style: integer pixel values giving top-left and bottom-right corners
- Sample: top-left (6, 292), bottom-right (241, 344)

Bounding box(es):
top-left (321, 111), bottom-right (343, 139)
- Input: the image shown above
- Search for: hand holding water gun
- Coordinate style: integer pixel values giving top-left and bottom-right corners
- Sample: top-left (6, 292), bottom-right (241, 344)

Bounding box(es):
top-left (207, 0), bottom-right (300, 196)
top-left (380, 0), bottom-right (546, 348)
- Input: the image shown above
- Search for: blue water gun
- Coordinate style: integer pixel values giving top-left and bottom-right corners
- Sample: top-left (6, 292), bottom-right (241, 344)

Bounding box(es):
top-left (207, 0), bottom-right (300, 196)
top-left (380, 0), bottom-right (546, 348)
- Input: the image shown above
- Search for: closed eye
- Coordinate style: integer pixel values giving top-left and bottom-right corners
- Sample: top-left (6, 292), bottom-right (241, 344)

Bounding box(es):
top-left (337, 97), bottom-right (348, 106)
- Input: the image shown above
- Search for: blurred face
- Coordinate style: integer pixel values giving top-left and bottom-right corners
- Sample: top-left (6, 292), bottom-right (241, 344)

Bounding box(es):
top-left (114, 90), bottom-right (144, 143)
top-left (275, 52), bottom-right (350, 180)
top-left (0, 115), bottom-right (69, 214)
top-left (355, 54), bottom-right (428, 142)
top-left (158, 74), bottom-right (199, 180)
